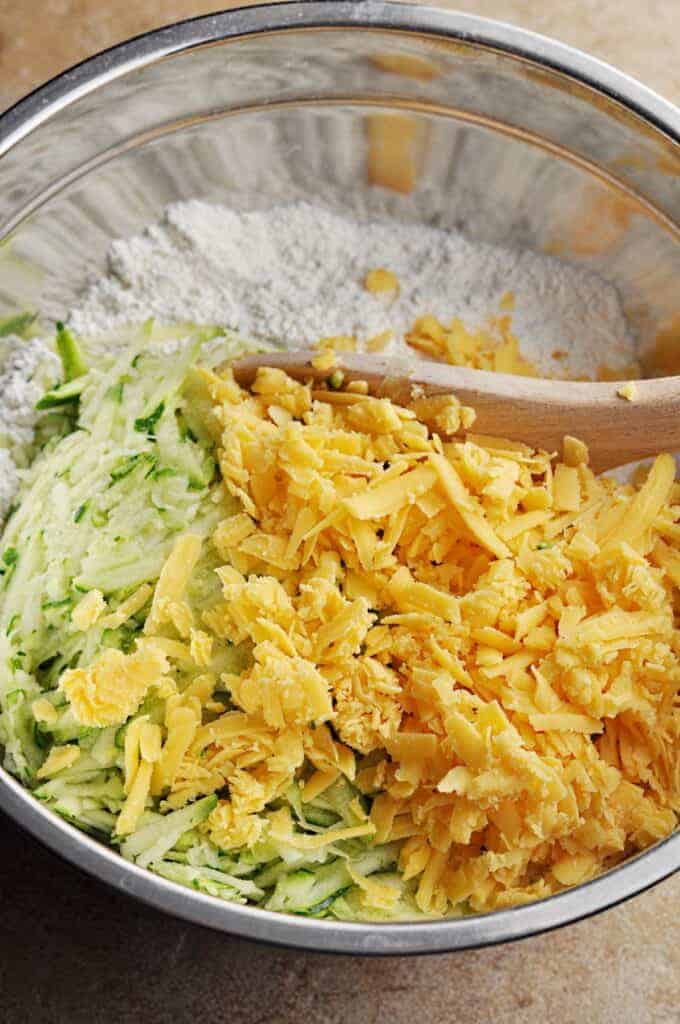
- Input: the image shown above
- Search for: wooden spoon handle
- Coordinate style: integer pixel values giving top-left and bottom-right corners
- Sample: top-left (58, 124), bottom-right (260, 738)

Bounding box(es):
top-left (229, 350), bottom-right (680, 473)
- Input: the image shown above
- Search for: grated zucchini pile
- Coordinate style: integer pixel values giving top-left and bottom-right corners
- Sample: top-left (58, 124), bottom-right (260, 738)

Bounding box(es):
top-left (0, 321), bottom-right (426, 921)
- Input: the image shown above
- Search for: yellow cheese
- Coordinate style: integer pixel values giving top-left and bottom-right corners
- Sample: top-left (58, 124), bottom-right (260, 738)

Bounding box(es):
top-left (366, 330), bottom-right (393, 353)
top-left (496, 510), bottom-right (552, 541)
top-left (115, 759), bottom-right (153, 835)
top-left (145, 533), bottom-right (203, 634)
top-left (552, 464), bottom-right (581, 512)
top-left (36, 744), bottom-right (80, 779)
top-left (166, 600), bottom-right (193, 638)
top-left (600, 453), bottom-right (675, 545)
top-left (189, 629), bottom-right (213, 668)
top-left (408, 394), bottom-right (475, 436)
top-left (138, 636), bottom-right (192, 664)
top-left (123, 715), bottom-right (148, 794)
top-left (617, 382), bottom-right (638, 401)
top-left (552, 851), bottom-right (598, 885)
top-left (388, 565), bottom-right (459, 622)
top-left (348, 864), bottom-right (401, 911)
top-left (139, 721), bottom-right (162, 763)
top-left (343, 465), bottom-right (437, 520)
top-left (122, 352), bottom-right (680, 917)
top-left (406, 313), bottom-right (539, 378)
top-left (385, 732), bottom-right (438, 762)
top-left (652, 537), bottom-right (680, 587)
top-left (529, 712), bottom-right (603, 734)
top-left (301, 769), bottom-right (340, 802)
top-left (60, 644), bottom-right (170, 727)
top-left (208, 803), bottom-right (266, 851)
top-left (72, 589), bottom-right (106, 631)
top-left (364, 268), bottom-right (400, 294)
top-left (563, 435), bottom-right (590, 467)
top-left (268, 807), bottom-right (375, 849)
top-left (100, 583), bottom-right (153, 629)
top-left (152, 706), bottom-right (197, 795)
top-left (311, 348), bottom-right (338, 372)
top-left (430, 454), bottom-right (511, 558)
top-left (31, 698), bottom-right (58, 725)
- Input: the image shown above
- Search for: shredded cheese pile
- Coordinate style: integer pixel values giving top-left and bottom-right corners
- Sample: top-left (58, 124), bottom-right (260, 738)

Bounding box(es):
top-left (405, 307), bottom-right (540, 379)
top-left (59, 361), bottom-right (680, 916)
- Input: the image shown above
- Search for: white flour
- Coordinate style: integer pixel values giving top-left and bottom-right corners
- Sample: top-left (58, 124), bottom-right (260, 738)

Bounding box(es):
top-left (0, 338), bottom-right (60, 521)
top-left (0, 450), bottom-right (18, 520)
top-left (1, 199), bottom-right (635, 525)
top-left (73, 201), bottom-right (633, 380)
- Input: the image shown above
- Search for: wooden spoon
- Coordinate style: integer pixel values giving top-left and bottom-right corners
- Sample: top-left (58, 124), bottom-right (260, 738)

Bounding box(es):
top-left (229, 350), bottom-right (680, 473)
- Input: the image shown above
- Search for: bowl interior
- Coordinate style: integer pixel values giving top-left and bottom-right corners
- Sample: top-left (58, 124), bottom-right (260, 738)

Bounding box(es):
top-left (0, 3), bottom-right (679, 954)
top-left (1, 11), bottom-right (679, 373)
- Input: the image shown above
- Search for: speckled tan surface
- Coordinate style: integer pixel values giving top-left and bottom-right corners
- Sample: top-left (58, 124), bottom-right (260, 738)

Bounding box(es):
top-left (0, 2), bottom-right (678, 1021)
top-left (1, 0), bottom-right (680, 109)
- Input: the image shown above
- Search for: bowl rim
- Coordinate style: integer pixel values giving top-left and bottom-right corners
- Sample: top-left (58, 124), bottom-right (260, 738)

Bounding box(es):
top-left (1, 0), bottom-right (680, 160)
top-left (0, 0), bottom-right (679, 955)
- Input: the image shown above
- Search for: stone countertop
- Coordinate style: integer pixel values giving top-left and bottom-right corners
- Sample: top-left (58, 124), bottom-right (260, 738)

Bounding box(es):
top-left (1, 0), bottom-right (680, 109)
top-left (0, 3), bottom-right (678, 1022)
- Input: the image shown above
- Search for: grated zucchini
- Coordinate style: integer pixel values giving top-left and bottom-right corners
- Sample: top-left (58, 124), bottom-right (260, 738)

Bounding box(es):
top-left (0, 320), bottom-right (422, 921)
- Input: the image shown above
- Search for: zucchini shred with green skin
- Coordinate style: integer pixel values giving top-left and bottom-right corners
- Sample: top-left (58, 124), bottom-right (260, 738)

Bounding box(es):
top-left (0, 319), bottom-right (430, 922)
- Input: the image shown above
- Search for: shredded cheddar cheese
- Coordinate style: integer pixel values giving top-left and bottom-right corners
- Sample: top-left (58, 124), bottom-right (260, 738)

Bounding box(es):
top-left (144, 533), bottom-right (202, 635)
top-left (72, 589), bottom-right (106, 631)
top-left (617, 381), bottom-right (638, 401)
top-left (364, 268), bottom-right (400, 295)
top-left (56, 350), bottom-right (680, 915)
top-left (162, 361), bottom-right (680, 915)
top-left (366, 330), bottom-right (393, 353)
top-left (563, 435), bottom-right (589, 467)
top-left (60, 645), bottom-right (170, 727)
top-left (406, 314), bottom-right (539, 378)
top-left (36, 744), bottom-right (80, 779)
top-left (124, 715), bottom-right (148, 794)
top-left (311, 348), bottom-right (338, 372)
top-left (100, 583), bottom-right (153, 629)
top-left (116, 759), bottom-right (153, 835)
top-left (31, 698), bottom-right (58, 725)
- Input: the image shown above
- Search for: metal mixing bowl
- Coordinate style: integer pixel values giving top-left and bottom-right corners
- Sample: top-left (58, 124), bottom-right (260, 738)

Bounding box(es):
top-left (0, 1), bottom-right (679, 955)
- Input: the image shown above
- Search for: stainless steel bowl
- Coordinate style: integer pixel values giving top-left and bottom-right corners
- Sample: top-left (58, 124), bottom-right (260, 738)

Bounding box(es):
top-left (0, 1), bottom-right (679, 955)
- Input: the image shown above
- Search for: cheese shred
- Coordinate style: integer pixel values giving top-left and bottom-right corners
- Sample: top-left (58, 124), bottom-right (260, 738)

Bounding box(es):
top-left (182, 364), bottom-right (679, 914)
top-left (54, 353), bottom-right (680, 918)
